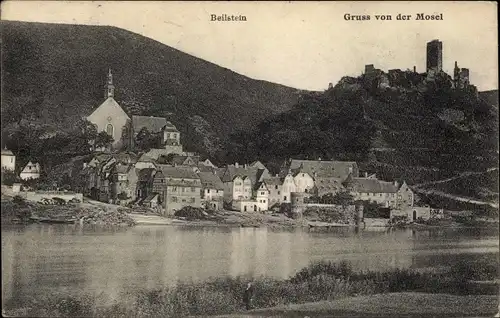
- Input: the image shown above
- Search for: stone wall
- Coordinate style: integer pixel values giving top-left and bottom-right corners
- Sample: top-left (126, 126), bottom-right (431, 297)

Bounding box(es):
top-left (303, 204), bottom-right (358, 225)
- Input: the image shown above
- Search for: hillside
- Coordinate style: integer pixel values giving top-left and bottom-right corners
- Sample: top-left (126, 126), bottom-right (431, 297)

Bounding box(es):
top-left (227, 72), bottom-right (499, 192)
top-left (1, 21), bottom-right (300, 159)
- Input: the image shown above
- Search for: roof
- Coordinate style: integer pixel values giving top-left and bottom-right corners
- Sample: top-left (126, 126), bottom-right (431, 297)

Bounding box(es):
top-left (315, 177), bottom-right (344, 195)
top-left (198, 172), bottom-right (224, 190)
top-left (171, 155), bottom-right (199, 166)
top-left (138, 153), bottom-right (155, 163)
top-left (21, 161), bottom-right (40, 173)
top-left (112, 152), bottom-right (139, 164)
top-left (157, 165), bottom-right (200, 180)
top-left (249, 160), bottom-right (267, 170)
top-left (1, 148), bottom-right (14, 156)
top-left (132, 116), bottom-right (167, 134)
top-left (262, 177), bottom-right (282, 186)
top-left (220, 165), bottom-right (261, 184)
top-left (286, 159), bottom-right (358, 179)
top-left (87, 97), bottom-right (130, 121)
top-left (138, 168), bottom-right (156, 182)
top-left (143, 193), bottom-right (159, 203)
top-left (346, 177), bottom-right (399, 193)
top-left (197, 165), bottom-right (217, 173)
top-left (163, 121), bottom-right (179, 132)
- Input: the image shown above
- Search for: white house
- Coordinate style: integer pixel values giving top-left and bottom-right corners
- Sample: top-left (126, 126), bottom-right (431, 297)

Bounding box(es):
top-left (20, 161), bottom-right (40, 180)
top-left (1, 147), bottom-right (16, 171)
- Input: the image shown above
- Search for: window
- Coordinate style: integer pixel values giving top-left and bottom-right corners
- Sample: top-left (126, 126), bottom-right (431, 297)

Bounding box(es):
top-left (260, 191), bottom-right (265, 195)
top-left (181, 188), bottom-right (185, 193)
top-left (275, 185), bottom-right (278, 189)
top-left (263, 200), bottom-right (266, 203)
top-left (206, 189), bottom-right (210, 193)
top-left (171, 196), bottom-right (177, 202)
top-left (106, 123), bottom-right (114, 136)
top-left (278, 191), bottom-right (280, 195)
top-left (190, 197), bottom-right (195, 203)
top-left (191, 187), bottom-right (195, 192)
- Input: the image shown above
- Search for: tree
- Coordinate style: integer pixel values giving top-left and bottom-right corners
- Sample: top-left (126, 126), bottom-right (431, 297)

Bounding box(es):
top-left (1, 168), bottom-right (20, 186)
top-left (329, 191), bottom-right (355, 206)
top-left (95, 131), bottom-right (114, 150)
top-left (135, 128), bottom-right (159, 151)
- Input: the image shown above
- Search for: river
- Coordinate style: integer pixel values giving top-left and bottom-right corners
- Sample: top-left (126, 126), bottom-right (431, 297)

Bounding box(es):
top-left (2, 224), bottom-right (498, 304)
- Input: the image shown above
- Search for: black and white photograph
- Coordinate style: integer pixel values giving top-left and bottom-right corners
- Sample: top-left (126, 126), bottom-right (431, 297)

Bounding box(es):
top-left (1, 1), bottom-right (499, 317)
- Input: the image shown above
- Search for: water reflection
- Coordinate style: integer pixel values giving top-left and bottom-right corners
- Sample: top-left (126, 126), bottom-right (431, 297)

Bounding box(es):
top-left (2, 224), bottom-right (498, 304)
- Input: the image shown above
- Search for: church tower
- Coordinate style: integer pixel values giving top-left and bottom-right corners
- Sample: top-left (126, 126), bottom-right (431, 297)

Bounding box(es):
top-left (105, 68), bottom-right (115, 99)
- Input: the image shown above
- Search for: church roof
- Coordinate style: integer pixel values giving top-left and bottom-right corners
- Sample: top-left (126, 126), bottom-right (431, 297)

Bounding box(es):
top-left (87, 97), bottom-right (130, 122)
top-left (132, 116), bottom-right (168, 134)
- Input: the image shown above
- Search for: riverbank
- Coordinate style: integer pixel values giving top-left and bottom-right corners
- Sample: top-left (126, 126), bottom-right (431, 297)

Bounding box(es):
top-left (224, 292), bottom-right (498, 317)
top-left (2, 258), bottom-right (498, 317)
top-left (1, 196), bottom-right (136, 227)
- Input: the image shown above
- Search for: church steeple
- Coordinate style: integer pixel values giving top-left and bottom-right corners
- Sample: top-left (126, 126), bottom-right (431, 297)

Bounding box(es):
top-left (105, 68), bottom-right (115, 99)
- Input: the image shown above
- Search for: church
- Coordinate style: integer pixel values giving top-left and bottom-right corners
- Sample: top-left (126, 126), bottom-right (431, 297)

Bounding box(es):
top-left (87, 69), bottom-right (185, 154)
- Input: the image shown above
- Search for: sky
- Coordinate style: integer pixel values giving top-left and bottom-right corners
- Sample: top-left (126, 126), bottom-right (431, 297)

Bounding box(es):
top-left (2, 1), bottom-right (498, 91)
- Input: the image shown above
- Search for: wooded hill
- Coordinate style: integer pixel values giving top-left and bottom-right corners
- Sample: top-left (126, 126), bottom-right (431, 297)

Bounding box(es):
top-left (1, 20), bottom-right (300, 161)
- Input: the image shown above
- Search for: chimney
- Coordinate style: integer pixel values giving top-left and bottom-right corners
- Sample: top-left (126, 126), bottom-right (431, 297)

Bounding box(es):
top-left (83, 163), bottom-right (87, 168)
top-left (364, 172), bottom-right (368, 178)
top-left (318, 157), bottom-right (322, 161)
top-left (413, 66), bottom-right (416, 73)
top-left (235, 162), bottom-right (239, 168)
top-left (393, 181), bottom-right (399, 188)
top-left (244, 164), bottom-right (248, 169)
top-left (275, 174), bottom-right (279, 177)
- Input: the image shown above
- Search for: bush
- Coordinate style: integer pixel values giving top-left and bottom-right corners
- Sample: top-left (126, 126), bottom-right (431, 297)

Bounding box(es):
top-left (174, 206), bottom-right (207, 220)
top-left (52, 197), bottom-right (67, 205)
top-left (13, 195), bottom-right (26, 205)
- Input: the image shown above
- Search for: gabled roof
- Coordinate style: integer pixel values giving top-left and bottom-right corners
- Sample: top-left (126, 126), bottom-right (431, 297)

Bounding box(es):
top-left (143, 193), bottom-right (159, 203)
top-left (286, 159), bottom-right (358, 180)
top-left (346, 177), bottom-right (399, 193)
top-left (132, 116), bottom-right (167, 134)
top-left (87, 97), bottom-right (130, 121)
top-left (21, 161), bottom-right (40, 173)
top-left (145, 148), bottom-right (175, 160)
top-left (157, 165), bottom-right (200, 180)
top-left (197, 165), bottom-right (217, 173)
top-left (198, 172), bottom-right (224, 190)
top-left (220, 165), bottom-right (261, 184)
top-left (171, 155), bottom-right (199, 166)
top-left (249, 160), bottom-right (267, 170)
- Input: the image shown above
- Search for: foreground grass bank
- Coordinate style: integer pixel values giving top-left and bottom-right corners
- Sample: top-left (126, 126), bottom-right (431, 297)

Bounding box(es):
top-left (3, 257), bottom-right (498, 317)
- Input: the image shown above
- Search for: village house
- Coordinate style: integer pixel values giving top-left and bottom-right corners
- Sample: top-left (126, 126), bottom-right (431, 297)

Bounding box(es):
top-left (198, 171), bottom-right (224, 210)
top-left (108, 163), bottom-right (139, 205)
top-left (19, 161), bottom-right (40, 180)
top-left (220, 163), bottom-right (270, 203)
top-left (135, 167), bottom-right (156, 202)
top-left (281, 159), bottom-right (359, 181)
top-left (342, 174), bottom-right (414, 209)
top-left (234, 182), bottom-right (270, 213)
top-left (260, 176), bottom-right (282, 208)
top-left (152, 165), bottom-right (203, 216)
top-left (1, 147), bottom-right (16, 171)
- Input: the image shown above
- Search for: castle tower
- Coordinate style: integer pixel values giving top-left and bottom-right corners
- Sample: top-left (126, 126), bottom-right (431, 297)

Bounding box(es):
top-left (426, 40), bottom-right (443, 72)
top-left (105, 68), bottom-right (115, 99)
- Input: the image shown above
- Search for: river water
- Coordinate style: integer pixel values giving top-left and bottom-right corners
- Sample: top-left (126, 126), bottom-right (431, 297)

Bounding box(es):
top-left (2, 224), bottom-right (498, 304)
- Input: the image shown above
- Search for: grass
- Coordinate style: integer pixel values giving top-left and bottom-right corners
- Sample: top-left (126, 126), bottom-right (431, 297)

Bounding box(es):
top-left (3, 258), bottom-right (498, 317)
